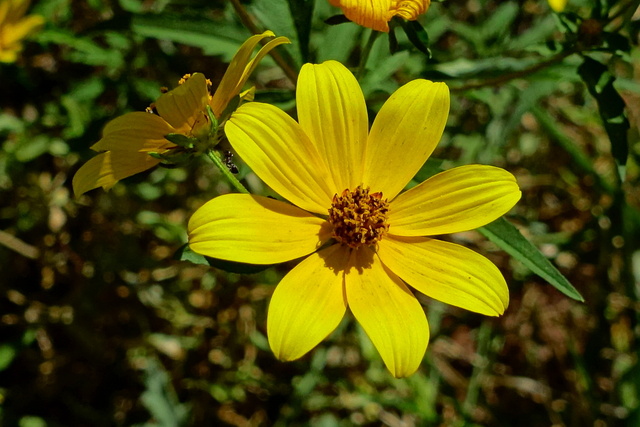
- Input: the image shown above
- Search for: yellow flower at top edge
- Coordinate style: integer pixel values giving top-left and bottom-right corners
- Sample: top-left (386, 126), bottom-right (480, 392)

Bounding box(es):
top-left (329, 0), bottom-right (430, 32)
top-left (72, 31), bottom-right (290, 198)
top-left (0, 0), bottom-right (45, 63)
top-left (188, 61), bottom-right (521, 378)
top-left (548, 0), bottom-right (568, 12)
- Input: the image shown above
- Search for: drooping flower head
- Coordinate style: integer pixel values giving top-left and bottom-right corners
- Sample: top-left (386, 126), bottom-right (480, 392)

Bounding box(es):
top-left (0, 0), bottom-right (44, 63)
top-left (72, 31), bottom-right (289, 197)
top-left (188, 61), bottom-right (521, 377)
top-left (329, 0), bottom-right (430, 32)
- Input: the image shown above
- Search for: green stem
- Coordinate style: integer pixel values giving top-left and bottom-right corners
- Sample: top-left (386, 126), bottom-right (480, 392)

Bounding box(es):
top-left (356, 30), bottom-right (380, 80)
top-left (206, 149), bottom-right (249, 194)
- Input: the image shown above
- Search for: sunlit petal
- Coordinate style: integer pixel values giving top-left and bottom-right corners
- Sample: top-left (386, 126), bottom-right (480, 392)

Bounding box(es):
top-left (363, 80), bottom-right (449, 200)
top-left (154, 73), bottom-right (209, 131)
top-left (210, 31), bottom-right (290, 116)
top-left (91, 112), bottom-right (176, 153)
top-left (72, 151), bottom-right (160, 197)
top-left (297, 61), bottom-right (368, 192)
top-left (329, 0), bottom-right (430, 32)
top-left (2, 14), bottom-right (44, 45)
top-left (377, 235), bottom-right (509, 316)
top-left (268, 244), bottom-right (348, 361)
top-left (226, 102), bottom-right (335, 214)
top-left (548, 0), bottom-right (567, 12)
top-left (389, 165), bottom-right (521, 236)
top-left (345, 247), bottom-right (429, 378)
top-left (188, 194), bottom-right (332, 264)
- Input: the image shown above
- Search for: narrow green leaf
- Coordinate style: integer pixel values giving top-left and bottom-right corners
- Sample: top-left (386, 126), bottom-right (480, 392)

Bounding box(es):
top-left (400, 19), bottom-right (431, 58)
top-left (287, 0), bottom-right (314, 62)
top-left (578, 56), bottom-right (630, 167)
top-left (479, 217), bottom-right (584, 302)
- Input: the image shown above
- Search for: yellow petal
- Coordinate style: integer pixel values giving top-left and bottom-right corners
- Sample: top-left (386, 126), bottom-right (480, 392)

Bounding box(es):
top-left (2, 14), bottom-right (44, 46)
top-left (329, 0), bottom-right (430, 32)
top-left (345, 247), bottom-right (429, 378)
top-left (0, 49), bottom-right (18, 63)
top-left (5, 0), bottom-right (28, 22)
top-left (268, 244), bottom-right (349, 361)
top-left (91, 112), bottom-right (176, 153)
top-left (210, 31), bottom-right (290, 117)
top-left (297, 61), bottom-right (368, 192)
top-left (72, 151), bottom-right (161, 197)
top-left (188, 194), bottom-right (332, 264)
top-left (226, 102), bottom-right (335, 214)
top-left (155, 73), bottom-right (209, 131)
top-left (377, 235), bottom-right (509, 316)
top-left (0, 1), bottom-right (10, 24)
top-left (363, 79), bottom-right (449, 200)
top-left (388, 165), bottom-right (521, 236)
top-left (548, 0), bottom-right (568, 12)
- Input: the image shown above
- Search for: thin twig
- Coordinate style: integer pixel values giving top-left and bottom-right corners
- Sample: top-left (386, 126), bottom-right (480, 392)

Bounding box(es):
top-left (0, 229), bottom-right (39, 259)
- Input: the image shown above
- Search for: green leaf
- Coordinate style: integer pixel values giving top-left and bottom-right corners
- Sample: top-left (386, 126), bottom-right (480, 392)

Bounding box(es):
top-left (287, 0), bottom-right (314, 62)
top-left (140, 359), bottom-right (190, 426)
top-left (578, 56), bottom-right (630, 167)
top-left (131, 15), bottom-right (249, 60)
top-left (249, 0), bottom-right (302, 69)
top-left (479, 217), bottom-right (584, 302)
top-left (0, 344), bottom-right (17, 371)
top-left (400, 19), bottom-right (431, 58)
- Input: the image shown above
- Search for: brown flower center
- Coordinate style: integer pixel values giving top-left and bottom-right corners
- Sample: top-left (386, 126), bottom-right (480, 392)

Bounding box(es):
top-left (328, 185), bottom-right (390, 249)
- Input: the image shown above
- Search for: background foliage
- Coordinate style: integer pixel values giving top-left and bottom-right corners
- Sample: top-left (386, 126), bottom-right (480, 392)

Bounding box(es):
top-left (1, 0), bottom-right (640, 425)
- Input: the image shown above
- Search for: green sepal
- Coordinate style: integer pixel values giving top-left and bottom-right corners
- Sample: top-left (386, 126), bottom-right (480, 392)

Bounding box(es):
top-left (400, 19), bottom-right (431, 58)
top-left (324, 14), bottom-right (351, 26)
top-left (148, 149), bottom-right (195, 165)
top-left (217, 94), bottom-right (242, 125)
top-left (164, 133), bottom-right (197, 149)
top-left (175, 244), bottom-right (269, 274)
top-left (205, 105), bottom-right (219, 138)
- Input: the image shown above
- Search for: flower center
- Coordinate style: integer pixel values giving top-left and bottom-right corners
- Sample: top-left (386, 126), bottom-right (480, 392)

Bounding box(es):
top-left (328, 185), bottom-right (390, 249)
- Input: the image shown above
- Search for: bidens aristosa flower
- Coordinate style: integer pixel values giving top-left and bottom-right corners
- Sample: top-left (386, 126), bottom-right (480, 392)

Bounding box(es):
top-left (72, 31), bottom-right (289, 197)
top-left (0, 0), bottom-right (44, 63)
top-left (329, 0), bottom-right (430, 32)
top-left (188, 60), bottom-right (521, 378)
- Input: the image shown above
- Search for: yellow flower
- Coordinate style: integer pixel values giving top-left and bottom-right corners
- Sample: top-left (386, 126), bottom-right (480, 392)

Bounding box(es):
top-left (548, 0), bottom-right (567, 12)
top-left (188, 61), bottom-right (521, 378)
top-left (0, 0), bottom-right (44, 63)
top-left (329, 0), bottom-right (430, 32)
top-left (72, 31), bottom-right (290, 197)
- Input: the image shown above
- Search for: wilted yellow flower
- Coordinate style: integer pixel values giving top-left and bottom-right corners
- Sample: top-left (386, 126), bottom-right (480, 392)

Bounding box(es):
top-left (0, 0), bottom-right (44, 63)
top-left (188, 61), bottom-right (521, 377)
top-left (548, 0), bottom-right (567, 12)
top-left (329, 0), bottom-right (430, 32)
top-left (72, 31), bottom-right (289, 197)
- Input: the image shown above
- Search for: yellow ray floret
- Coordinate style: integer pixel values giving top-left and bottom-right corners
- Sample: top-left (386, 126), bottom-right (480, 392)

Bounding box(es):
top-left (0, 0), bottom-right (44, 63)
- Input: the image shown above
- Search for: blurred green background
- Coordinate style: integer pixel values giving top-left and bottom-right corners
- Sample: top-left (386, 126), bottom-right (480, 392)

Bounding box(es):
top-left (1, 0), bottom-right (640, 425)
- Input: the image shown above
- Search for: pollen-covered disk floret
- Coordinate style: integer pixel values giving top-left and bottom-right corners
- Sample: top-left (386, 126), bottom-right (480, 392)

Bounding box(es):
top-left (328, 185), bottom-right (390, 248)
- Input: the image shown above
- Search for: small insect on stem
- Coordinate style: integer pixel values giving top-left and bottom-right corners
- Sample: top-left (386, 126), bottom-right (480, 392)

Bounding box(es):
top-left (223, 150), bottom-right (239, 174)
